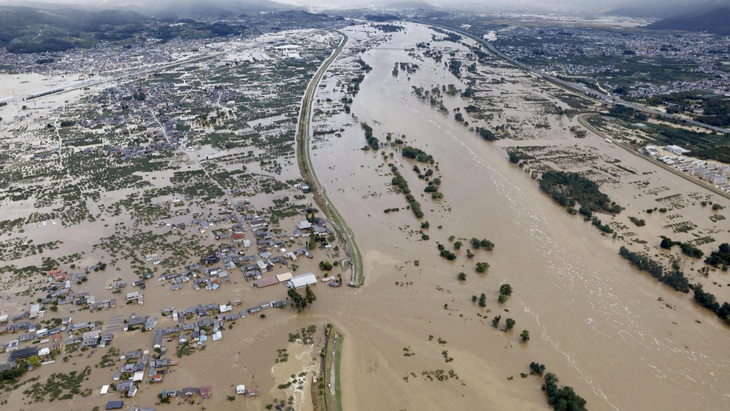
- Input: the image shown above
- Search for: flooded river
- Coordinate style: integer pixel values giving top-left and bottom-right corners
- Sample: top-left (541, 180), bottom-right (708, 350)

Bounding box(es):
top-left (310, 23), bottom-right (730, 411)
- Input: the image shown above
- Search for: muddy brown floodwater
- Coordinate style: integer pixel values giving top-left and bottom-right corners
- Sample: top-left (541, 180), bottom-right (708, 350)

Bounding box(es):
top-left (309, 24), bottom-right (730, 411)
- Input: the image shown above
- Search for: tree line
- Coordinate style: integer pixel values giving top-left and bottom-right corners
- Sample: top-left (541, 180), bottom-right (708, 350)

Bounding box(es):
top-left (619, 246), bottom-right (730, 325)
top-left (539, 171), bottom-right (622, 215)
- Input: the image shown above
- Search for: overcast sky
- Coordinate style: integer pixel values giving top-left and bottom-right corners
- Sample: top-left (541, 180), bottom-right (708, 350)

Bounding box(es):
top-left (0, 0), bottom-right (727, 13)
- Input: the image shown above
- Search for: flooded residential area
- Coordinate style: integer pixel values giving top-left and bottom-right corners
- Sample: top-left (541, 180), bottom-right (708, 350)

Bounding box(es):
top-left (1, 3), bottom-right (729, 411)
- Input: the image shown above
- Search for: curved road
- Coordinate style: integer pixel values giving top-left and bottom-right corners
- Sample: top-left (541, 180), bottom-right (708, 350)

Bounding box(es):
top-left (295, 32), bottom-right (364, 287)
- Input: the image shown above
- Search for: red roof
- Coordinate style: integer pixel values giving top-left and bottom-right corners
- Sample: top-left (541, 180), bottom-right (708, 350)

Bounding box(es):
top-left (47, 269), bottom-right (62, 276)
top-left (199, 385), bottom-right (212, 399)
top-left (254, 276), bottom-right (279, 288)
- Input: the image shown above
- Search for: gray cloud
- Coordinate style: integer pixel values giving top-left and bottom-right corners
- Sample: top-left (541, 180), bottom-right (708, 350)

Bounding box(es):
top-left (1, 0), bottom-right (728, 14)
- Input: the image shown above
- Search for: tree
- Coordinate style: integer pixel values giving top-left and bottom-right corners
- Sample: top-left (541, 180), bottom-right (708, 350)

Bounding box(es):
top-left (466, 249), bottom-right (474, 259)
top-left (504, 318), bottom-right (516, 331)
top-left (480, 239), bottom-right (495, 250)
top-left (498, 294), bottom-right (508, 304)
top-left (319, 260), bottom-right (333, 271)
top-left (660, 237), bottom-right (674, 249)
top-left (520, 330), bottom-right (530, 342)
top-left (288, 289), bottom-right (308, 311)
top-left (530, 362), bottom-right (545, 375)
top-left (491, 315), bottom-right (501, 327)
top-left (478, 293), bottom-right (487, 307)
top-left (457, 272), bottom-right (467, 281)
top-left (475, 262), bottom-right (489, 273)
top-left (28, 356), bottom-right (41, 367)
top-left (499, 284), bottom-right (513, 296)
top-left (453, 241), bottom-right (462, 250)
top-left (305, 285), bottom-right (317, 307)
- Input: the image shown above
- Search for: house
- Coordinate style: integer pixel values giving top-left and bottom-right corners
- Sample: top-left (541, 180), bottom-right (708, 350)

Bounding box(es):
top-left (105, 401), bottom-right (124, 410)
top-left (236, 384), bottom-right (246, 395)
top-left (253, 276), bottom-right (279, 288)
top-left (296, 220), bottom-right (313, 230)
top-left (181, 387), bottom-right (199, 397)
top-left (115, 381), bottom-right (133, 392)
top-left (287, 273), bottom-right (318, 289)
top-left (101, 334), bottom-right (114, 345)
top-left (69, 321), bottom-right (95, 333)
top-left (126, 292), bottom-right (141, 303)
top-left (244, 387), bottom-right (260, 397)
top-left (151, 373), bottom-right (164, 383)
top-left (125, 316), bottom-right (147, 331)
top-left (82, 336), bottom-right (99, 348)
top-left (145, 317), bottom-right (157, 331)
top-left (643, 146), bottom-right (659, 156)
top-left (29, 304), bottom-right (44, 319)
top-left (199, 385), bottom-right (212, 399)
top-left (99, 385), bottom-right (110, 395)
top-left (9, 347), bottom-right (38, 362)
top-left (5, 340), bottom-right (19, 352)
top-left (153, 332), bottom-right (163, 349)
top-left (160, 389), bottom-right (178, 399)
top-left (276, 272), bottom-right (293, 282)
top-left (151, 358), bottom-right (177, 368)
top-left (249, 218), bottom-right (267, 230)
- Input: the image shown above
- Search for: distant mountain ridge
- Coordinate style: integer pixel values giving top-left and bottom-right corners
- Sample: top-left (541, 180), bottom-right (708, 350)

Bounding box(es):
top-left (606, 0), bottom-right (730, 18)
top-left (0, 6), bottom-right (153, 53)
top-left (646, 7), bottom-right (730, 35)
top-left (100, 0), bottom-right (298, 19)
top-left (0, 0), bottom-right (332, 54)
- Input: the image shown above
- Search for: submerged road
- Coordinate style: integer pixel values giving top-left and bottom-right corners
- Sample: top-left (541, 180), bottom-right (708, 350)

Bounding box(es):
top-left (295, 32), bottom-right (365, 287)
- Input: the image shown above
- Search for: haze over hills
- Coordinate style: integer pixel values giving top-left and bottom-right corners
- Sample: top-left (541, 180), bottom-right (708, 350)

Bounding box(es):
top-left (606, 0), bottom-right (730, 18)
top-left (97, 0), bottom-right (299, 19)
top-left (646, 7), bottom-right (730, 35)
top-left (0, 6), bottom-right (153, 53)
top-left (0, 1), bottom-right (340, 54)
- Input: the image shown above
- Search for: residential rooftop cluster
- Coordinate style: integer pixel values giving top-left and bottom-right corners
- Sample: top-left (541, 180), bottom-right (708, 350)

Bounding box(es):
top-left (491, 26), bottom-right (730, 98)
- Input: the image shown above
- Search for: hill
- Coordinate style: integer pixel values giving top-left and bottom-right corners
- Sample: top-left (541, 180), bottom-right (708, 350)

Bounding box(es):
top-left (0, 6), bottom-right (153, 53)
top-left (606, 0), bottom-right (730, 18)
top-left (646, 7), bottom-right (730, 35)
top-left (0, 1), bottom-right (327, 54)
top-left (102, 0), bottom-right (297, 19)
